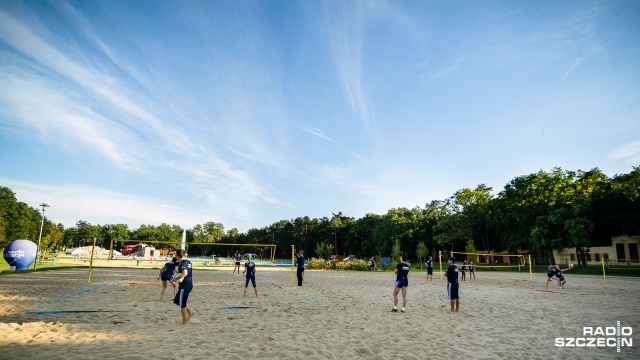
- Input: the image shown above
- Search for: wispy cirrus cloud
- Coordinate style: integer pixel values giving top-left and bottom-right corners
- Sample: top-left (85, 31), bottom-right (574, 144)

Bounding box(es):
top-left (609, 140), bottom-right (640, 163)
top-left (324, 1), bottom-right (371, 130)
top-left (0, 6), bottom-right (280, 224)
top-left (294, 124), bottom-right (333, 142)
top-left (0, 8), bottom-right (193, 156)
top-left (0, 71), bottom-right (138, 169)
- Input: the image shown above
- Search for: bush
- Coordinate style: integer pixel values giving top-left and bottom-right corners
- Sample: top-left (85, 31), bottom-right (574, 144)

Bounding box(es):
top-left (307, 257), bottom-right (331, 270)
top-left (307, 258), bottom-right (371, 271)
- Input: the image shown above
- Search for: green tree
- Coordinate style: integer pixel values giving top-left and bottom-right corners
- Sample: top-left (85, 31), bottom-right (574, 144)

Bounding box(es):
top-left (416, 242), bottom-right (428, 269)
top-left (314, 241), bottom-right (333, 259)
top-left (391, 238), bottom-right (402, 263)
top-left (192, 221), bottom-right (225, 243)
top-left (435, 185), bottom-right (493, 252)
top-left (353, 213), bottom-right (382, 257)
top-left (72, 220), bottom-right (101, 247)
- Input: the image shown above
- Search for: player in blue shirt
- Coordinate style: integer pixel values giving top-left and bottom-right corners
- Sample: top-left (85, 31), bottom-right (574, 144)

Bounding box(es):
top-left (243, 255), bottom-right (258, 297)
top-left (391, 254), bottom-right (410, 313)
top-left (158, 256), bottom-right (178, 300)
top-left (556, 264), bottom-right (573, 288)
top-left (233, 251), bottom-right (242, 274)
top-left (546, 264), bottom-right (573, 289)
top-left (445, 257), bottom-right (459, 312)
top-left (426, 256), bottom-right (433, 281)
top-left (468, 260), bottom-right (475, 280)
top-left (171, 249), bottom-right (195, 324)
top-left (545, 266), bottom-right (560, 289)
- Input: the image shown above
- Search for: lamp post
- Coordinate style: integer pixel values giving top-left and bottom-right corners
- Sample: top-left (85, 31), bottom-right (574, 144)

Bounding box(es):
top-left (34, 203), bottom-right (50, 271)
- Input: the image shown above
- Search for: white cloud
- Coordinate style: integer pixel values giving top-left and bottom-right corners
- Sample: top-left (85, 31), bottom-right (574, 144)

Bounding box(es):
top-left (609, 140), bottom-right (640, 163)
top-left (325, 1), bottom-right (371, 130)
top-left (295, 124), bottom-right (333, 142)
top-left (0, 178), bottom-right (265, 231)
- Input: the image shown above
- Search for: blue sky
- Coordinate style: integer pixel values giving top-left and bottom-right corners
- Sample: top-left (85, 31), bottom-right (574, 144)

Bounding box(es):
top-left (1, 0), bottom-right (639, 232)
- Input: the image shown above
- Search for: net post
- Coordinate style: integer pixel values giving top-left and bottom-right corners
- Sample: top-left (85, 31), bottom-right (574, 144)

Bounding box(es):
top-left (291, 245), bottom-right (295, 284)
top-left (602, 257), bottom-right (606, 280)
top-left (109, 239), bottom-right (114, 260)
top-left (439, 251), bottom-right (443, 281)
top-left (88, 237), bottom-right (96, 283)
top-left (528, 255), bottom-right (532, 281)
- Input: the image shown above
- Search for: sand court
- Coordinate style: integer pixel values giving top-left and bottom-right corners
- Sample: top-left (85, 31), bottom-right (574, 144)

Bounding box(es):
top-left (1, 267), bottom-right (639, 359)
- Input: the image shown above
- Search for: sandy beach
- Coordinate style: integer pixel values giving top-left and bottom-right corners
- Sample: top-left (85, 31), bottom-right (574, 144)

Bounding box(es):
top-left (1, 265), bottom-right (638, 359)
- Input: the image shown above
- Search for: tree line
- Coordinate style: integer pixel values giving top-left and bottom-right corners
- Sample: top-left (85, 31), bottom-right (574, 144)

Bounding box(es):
top-left (1, 166), bottom-right (638, 265)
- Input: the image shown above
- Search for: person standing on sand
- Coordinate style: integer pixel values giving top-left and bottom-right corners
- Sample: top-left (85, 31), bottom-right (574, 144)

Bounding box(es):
top-left (391, 254), bottom-right (410, 313)
top-left (444, 257), bottom-right (459, 312)
top-left (171, 249), bottom-right (195, 324)
top-left (296, 250), bottom-right (305, 286)
top-left (461, 260), bottom-right (467, 281)
top-left (426, 256), bottom-right (433, 281)
top-left (468, 260), bottom-right (475, 280)
top-left (243, 255), bottom-right (258, 297)
top-left (233, 251), bottom-right (242, 274)
top-left (158, 256), bottom-right (178, 300)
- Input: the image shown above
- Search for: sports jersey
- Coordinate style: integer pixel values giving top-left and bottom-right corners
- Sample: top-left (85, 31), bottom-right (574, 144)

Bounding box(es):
top-left (245, 262), bottom-right (256, 277)
top-left (162, 261), bottom-right (178, 275)
top-left (396, 263), bottom-right (410, 281)
top-left (426, 259), bottom-right (433, 269)
top-left (297, 255), bottom-right (305, 269)
top-left (445, 264), bottom-right (459, 283)
top-left (177, 259), bottom-right (193, 285)
top-left (547, 269), bottom-right (557, 278)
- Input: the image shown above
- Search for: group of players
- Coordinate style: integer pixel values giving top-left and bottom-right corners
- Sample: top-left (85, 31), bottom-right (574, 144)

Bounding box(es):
top-left (158, 250), bottom-right (573, 324)
top-left (391, 255), bottom-right (464, 313)
top-left (158, 249), bottom-right (306, 325)
top-left (157, 249), bottom-right (195, 324)
top-left (392, 255), bottom-right (574, 314)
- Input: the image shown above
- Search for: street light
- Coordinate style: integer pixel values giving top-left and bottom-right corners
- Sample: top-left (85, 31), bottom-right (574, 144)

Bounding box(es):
top-left (33, 203), bottom-right (50, 271)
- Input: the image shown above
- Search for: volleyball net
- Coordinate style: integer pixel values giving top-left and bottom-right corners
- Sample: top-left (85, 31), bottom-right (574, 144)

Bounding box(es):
top-left (109, 239), bottom-right (276, 262)
top-left (439, 251), bottom-right (532, 280)
top-left (605, 258), bottom-right (640, 269)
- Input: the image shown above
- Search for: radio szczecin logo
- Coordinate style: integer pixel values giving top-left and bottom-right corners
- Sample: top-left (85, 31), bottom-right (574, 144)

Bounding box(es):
top-left (555, 321), bottom-right (632, 353)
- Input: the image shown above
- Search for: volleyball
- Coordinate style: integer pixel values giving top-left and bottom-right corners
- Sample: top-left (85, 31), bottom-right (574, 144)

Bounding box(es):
top-left (172, 274), bottom-right (183, 283)
top-left (570, 264), bottom-right (573, 268)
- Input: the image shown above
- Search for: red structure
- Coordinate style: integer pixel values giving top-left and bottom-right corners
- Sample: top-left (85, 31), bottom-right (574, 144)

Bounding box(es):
top-left (121, 243), bottom-right (142, 256)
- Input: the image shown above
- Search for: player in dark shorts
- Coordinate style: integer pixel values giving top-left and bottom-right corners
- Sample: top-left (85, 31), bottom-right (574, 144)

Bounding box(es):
top-left (391, 254), bottom-right (410, 313)
top-left (554, 264), bottom-right (573, 288)
top-left (445, 257), bottom-right (459, 312)
top-left (461, 260), bottom-right (467, 281)
top-left (468, 260), bottom-right (475, 280)
top-left (243, 255), bottom-right (258, 297)
top-left (233, 251), bottom-right (242, 274)
top-left (426, 256), bottom-right (433, 281)
top-left (158, 256), bottom-right (178, 300)
top-left (296, 250), bottom-right (305, 286)
top-left (369, 256), bottom-right (376, 271)
top-left (171, 249), bottom-right (195, 324)
top-left (545, 266), bottom-right (560, 289)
